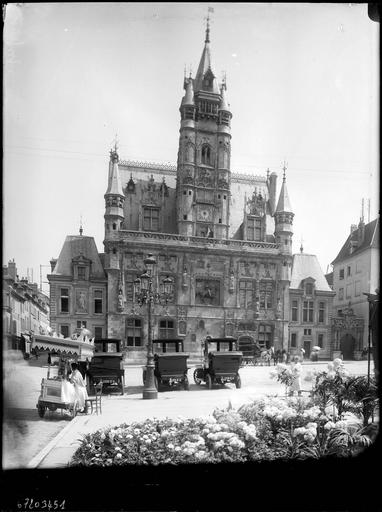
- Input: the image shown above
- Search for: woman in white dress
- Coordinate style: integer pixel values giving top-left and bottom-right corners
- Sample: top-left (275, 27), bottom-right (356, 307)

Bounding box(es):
top-left (70, 363), bottom-right (88, 412)
top-left (289, 356), bottom-right (302, 396)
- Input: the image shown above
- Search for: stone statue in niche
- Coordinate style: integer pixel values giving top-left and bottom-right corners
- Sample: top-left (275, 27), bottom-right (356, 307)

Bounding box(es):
top-left (229, 270), bottom-right (235, 293)
top-left (195, 279), bottom-right (220, 306)
top-left (117, 289), bottom-right (124, 311)
top-left (76, 290), bottom-right (87, 312)
top-left (182, 266), bottom-right (188, 288)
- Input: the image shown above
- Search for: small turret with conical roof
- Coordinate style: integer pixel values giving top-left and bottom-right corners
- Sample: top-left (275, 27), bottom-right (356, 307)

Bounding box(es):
top-left (274, 163), bottom-right (294, 255)
top-left (104, 143), bottom-right (125, 239)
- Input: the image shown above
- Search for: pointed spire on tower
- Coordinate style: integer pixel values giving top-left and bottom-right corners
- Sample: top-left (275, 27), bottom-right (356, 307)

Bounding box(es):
top-left (105, 144), bottom-right (123, 196)
top-left (275, 162), bottom-right (293, 213)
top-left (205, 10), bottom-right (211, 43)
top-left (194, 10), bottom-right (219, 94)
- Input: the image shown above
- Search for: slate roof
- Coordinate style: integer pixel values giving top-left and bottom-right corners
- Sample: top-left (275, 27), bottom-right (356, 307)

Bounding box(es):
top-left (331, 218), bottom-right (379, 265)
top-left (290, 253), bottom-right (332, 292)
top-left (325, 271), bottom-right (334, 288)
top-left (275, 180), bottom-right (293, 213)
top-left (52, 236), bottom-right (106, 278)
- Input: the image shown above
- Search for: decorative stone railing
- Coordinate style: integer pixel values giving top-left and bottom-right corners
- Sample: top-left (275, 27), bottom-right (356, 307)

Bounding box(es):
top-left (114, 230), bottom-right (280, 252)
top-left (119, 160), bottom-right (269, 185)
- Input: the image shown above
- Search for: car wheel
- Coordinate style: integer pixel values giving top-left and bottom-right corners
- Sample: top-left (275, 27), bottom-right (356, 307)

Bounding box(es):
top-left (206, 374), bottom-right (212, 390)
top-left (234, 374), bottom-right (242, 389)
top-left (37, 404), bottom-right (46, 418)
top-left (184, 376), bottom-right (190, 390)
top-left (193, 369), bottom-right (202, 385)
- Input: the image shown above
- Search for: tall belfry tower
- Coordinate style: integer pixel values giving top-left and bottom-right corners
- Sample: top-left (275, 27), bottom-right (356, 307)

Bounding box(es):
top-left (176, 16), bottom-right (232, 239)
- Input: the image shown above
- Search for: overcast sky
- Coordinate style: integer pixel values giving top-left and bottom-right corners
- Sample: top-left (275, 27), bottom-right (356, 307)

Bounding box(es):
top-left (4, 3), bottom-right (379, 294)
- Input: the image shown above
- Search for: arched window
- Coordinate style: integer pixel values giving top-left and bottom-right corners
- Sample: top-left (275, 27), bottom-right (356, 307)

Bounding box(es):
top-left (201, 145), bottom-right (211, 165)
top-left (112, 222), bottom-right (117, 230)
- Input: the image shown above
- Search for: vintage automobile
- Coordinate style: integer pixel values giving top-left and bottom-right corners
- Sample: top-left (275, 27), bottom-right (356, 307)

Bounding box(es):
top-left (142, 339), bottom-right (190, 391)
top-left (31, 333), bottom-right (95, 418)
top-left (193, 336), bottom-right (243, 389)
top-left (87, 338), bottom-right (125, 395)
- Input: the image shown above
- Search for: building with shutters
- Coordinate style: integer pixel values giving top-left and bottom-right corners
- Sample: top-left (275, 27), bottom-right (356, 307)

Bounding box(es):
top-left (330, 216), bottom-right (379, 359)
top-left (3, 259), bottom-right (50, 351)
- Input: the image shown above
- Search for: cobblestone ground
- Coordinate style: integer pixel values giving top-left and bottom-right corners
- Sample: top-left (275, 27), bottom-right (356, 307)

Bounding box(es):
top-left (2, 351), bottom-right (375, 469)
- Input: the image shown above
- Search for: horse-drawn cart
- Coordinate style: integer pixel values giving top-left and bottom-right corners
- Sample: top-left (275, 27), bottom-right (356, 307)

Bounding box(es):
top-left (31, 334), bottom-right (95, 418)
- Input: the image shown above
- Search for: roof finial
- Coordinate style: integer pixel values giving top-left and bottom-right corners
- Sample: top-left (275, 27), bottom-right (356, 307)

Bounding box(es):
top-left (79, 214), bottom-right (83, 236)
top-left (300, 235), bottom-right (304, 253)
top-left (282, 160), bottom-right (287, 183)
top-left (205, 7), bottom-right (214, 43)
top-left (113, 133), bottom-right (119, 154)
top-left (266, 168), bottom-right (270, 181)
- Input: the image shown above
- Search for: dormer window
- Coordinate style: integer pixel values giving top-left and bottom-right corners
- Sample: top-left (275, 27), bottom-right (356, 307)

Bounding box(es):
top-left (78, 267), bottom-right (86, 280)
top-left (143, 207), bottom-right (159, 231)
top-left (73, 255), bottom-right (91, 281)
top-left (305, 283), bottom-right (313, 296)
top-left (247, 217), bottom-right (262, 241)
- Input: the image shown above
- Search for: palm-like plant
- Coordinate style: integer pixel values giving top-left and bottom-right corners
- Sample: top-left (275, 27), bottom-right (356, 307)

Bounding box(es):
top-left (346, 376), bottom-right (379, 426)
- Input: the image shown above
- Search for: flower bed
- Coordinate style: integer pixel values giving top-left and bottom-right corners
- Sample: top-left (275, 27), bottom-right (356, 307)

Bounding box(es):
top-left (70, 361), bottom-right (378, 466)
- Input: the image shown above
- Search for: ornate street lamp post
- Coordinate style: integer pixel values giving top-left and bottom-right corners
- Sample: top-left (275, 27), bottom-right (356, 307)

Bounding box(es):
top-left (133, 254), bottom-right (174, 400)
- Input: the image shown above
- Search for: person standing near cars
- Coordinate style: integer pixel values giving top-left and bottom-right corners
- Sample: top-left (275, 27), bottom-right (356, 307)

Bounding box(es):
top-left (70, 362), bottom-right (88, 412)
top-left (300, 347), bottom-right (305, 362)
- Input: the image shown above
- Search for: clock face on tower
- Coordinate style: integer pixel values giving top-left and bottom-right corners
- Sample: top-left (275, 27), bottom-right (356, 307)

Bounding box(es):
top-left (197, 205), bottom-right (212, 222)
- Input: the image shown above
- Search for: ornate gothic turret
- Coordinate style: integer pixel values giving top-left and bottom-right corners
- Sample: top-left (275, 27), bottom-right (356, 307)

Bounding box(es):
top-left (176, 17), bottom-right (232, 239)
top-left (274, 165), bottom-right (294, 255)
top-left (104, 145), bottom-right (125, 239)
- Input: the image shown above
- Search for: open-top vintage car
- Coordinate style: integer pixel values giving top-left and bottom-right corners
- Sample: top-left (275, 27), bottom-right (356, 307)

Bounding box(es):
top-left (87, 338), bottom-right (125, 395)
top-left (32, 333), bottom-right (95, 418)
top-left (193, 336), bottom-right (243, 389)
top-left (142, 339), bottom-right (190, 391)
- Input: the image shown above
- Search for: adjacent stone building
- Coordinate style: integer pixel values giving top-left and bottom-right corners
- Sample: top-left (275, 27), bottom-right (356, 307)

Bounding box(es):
top-left (3, 259), bottom-right (50, 350)
top-left (47, 233), bottom-right (107, 340)
top-left (289, 249), bottom-right (335, 359)
top-left (330, 217), bottom-right (379, 359)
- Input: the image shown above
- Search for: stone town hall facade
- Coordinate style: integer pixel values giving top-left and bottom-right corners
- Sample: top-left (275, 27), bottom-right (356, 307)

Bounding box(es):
top-left (104, 23), bottom-right (294, 362)
top-left (49, 22), bottom-right (296, 362)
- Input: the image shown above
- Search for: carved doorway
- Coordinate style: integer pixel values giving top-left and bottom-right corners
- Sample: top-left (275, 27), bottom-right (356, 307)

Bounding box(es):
top-left (340, 334), bottom-right (356, 360)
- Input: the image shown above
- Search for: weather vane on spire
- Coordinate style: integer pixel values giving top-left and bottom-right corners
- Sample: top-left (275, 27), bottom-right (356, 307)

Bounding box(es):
top-left (113, 133), bottom-right (119, 154)
top-left (205, 6), bottom-right (214, 43)
top-left (79, 214), bottom-right (83, 236)
top-left (300, 235), bottom-right (304, 253)
top-left (282, 160), bottom-right (288, 182)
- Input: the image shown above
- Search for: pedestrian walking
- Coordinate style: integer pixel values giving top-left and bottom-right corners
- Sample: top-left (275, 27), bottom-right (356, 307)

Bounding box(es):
top-left (281, 349), bottom-right (287, 363)
top-left (300, 347), bottom-right (305, 362)
top-left (288, 356), bottom-right (302, 397)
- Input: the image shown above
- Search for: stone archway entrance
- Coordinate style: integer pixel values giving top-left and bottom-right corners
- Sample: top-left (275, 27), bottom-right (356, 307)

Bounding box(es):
top-left (340, 334), bottom-right (356, 360)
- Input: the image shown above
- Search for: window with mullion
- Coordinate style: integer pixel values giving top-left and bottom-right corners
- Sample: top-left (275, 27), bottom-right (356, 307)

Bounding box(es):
top-left (60, 288), bottom-right (69, 313)
top-left (159, 319), bottom-right (175, 339)
top-left (126, 318), bottom-right (142, 347)
top-left (292, 300), bottom-right (298, 321)
top-left (318, 302), bottom-right (325, 323)
top-left (239, 280), bottom-right (254, 308)
top-left (247, 217), bottom-right (261, 241)
top-left (143, 207), bottom-right (159, 231)
top-left (303, 301), bottom-right (314, 322)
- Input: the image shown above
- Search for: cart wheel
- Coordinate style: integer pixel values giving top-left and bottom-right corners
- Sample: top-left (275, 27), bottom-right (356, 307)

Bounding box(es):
top-left (37, 404), bottom-right (46, 418)
top-left (234, 374), bottom-right (242, 389)
top-left (183, 376), bottom-right (190, 391)
top-left (193, 369), bottom-right (202, 385)
top-left (206, 374), bottom-right (212, 390)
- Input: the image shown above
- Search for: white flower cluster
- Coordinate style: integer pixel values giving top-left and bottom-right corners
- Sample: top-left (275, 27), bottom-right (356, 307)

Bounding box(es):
top-left (293, 422), bottom-right (317, 442)
top-left (302, 406), bottom-right (321, 420)
top-left (263, 404), bottom-right (296, 422)
top-left (237, 421), bottom-right (257, 440)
